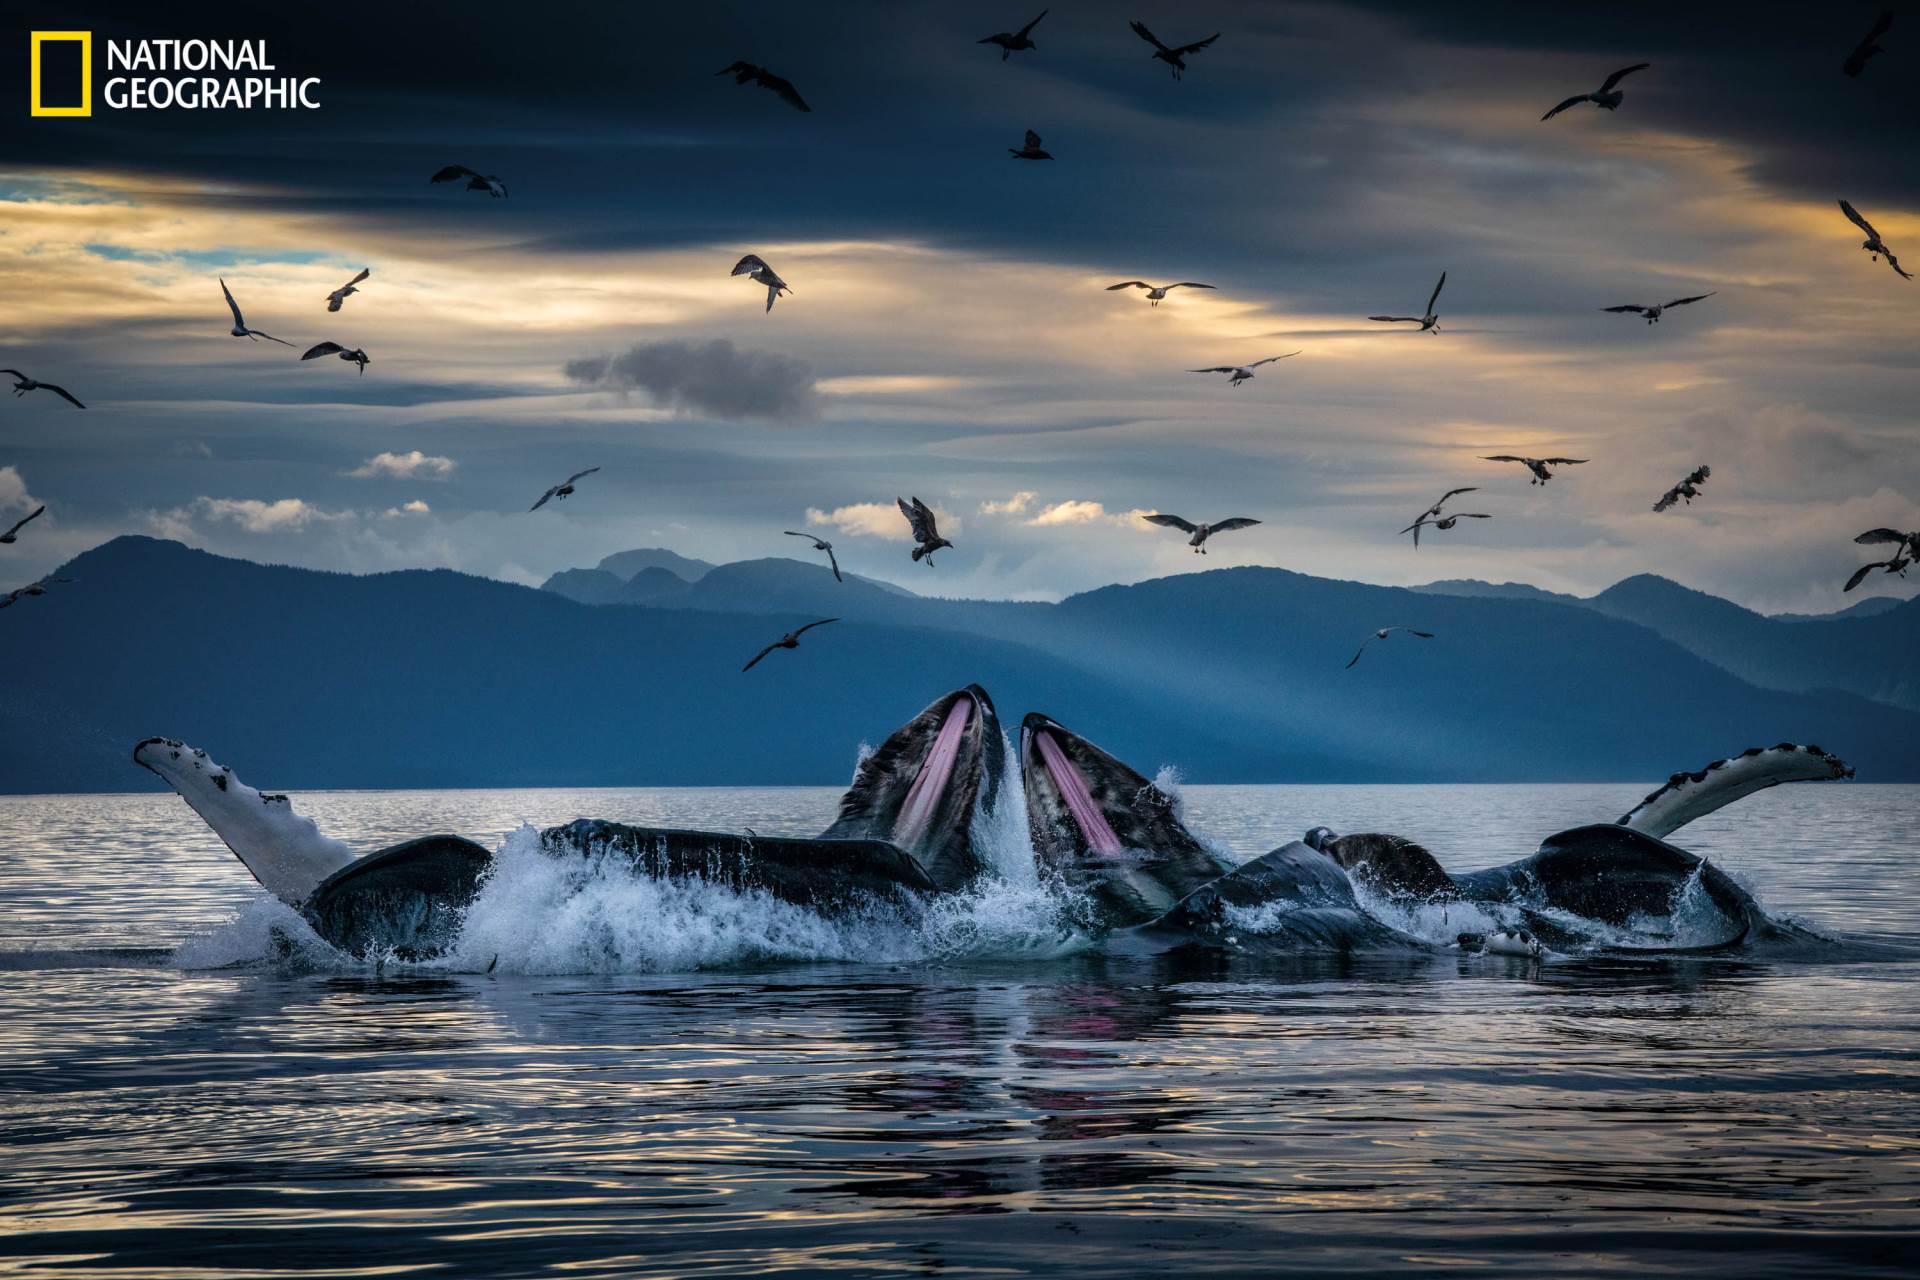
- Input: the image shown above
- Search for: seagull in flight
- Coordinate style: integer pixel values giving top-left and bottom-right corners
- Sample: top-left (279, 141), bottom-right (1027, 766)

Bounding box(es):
top-left (742, 618), bottom-right (838, 672)
top-left (716, 62), bottom-right (811, 112)
top-left (732, 254), bottom-right (792, 313)
top-left (1602, 291), bottom-right (1715, 324)
top-left (1107, 280), bottom-right (1215, 306)
top-left (1401, 512), bottom-right (1491, 546)
top-left (0, 506), bottom-right (46, 544)
top-left (327, 268), bottom-right (370, 313)
top-left (1541, 63), bottom-right (1651, 120)
top-left (980, 10), bottom-right (1047, 60)
top-left (1400, 487), bottom-right (1481, 546)
top-left (1129, 21), bottom-right (1220, 80)
top-left (1845, 554), bottom-right (1911, 592)
top-left (530, 468), bottom-right (601, 512)
top-left (1346, 627), bottom-right (1435, 670)
top-left (2, 370), bottom-right (85, 409)
top-left (1843, 11), bottom-right (1894, 77)
top-left (1855, 526), bottom-right (1920, 562)
top-left (1653, 465), bottom-right (1711, 513)
top-left (430, 165), bottom-right (507, 198)
top-left (1370, 271), bottom-right (1447, 333)
top-left (0, 576), bottom-right (72, 610)
top-left (1839, 200), bottom-right (1912, 279)
top-left (898, 497), bottom-right (953, 564)
top-left (1010, 129), bottom-right (1053, 160)
top-left (301, 342), bottom-right (370, 375)
top-left (219, 279), bottom-right (295, 346)
top-left (1142, 513), bottom-right (1260, 554)
top-left (1188, 352), bottom-right (1299, 387)
top-left (1483, 455), bottom-right (1587, 485)
top-left (784, 531), bottom-right (843, 582)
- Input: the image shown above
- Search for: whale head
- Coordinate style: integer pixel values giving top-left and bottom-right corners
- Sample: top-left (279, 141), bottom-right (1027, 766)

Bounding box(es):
top-left (818, 685), bottom-right (1003, 891)
top-left (1018, 713), bottom-right (1233, 929)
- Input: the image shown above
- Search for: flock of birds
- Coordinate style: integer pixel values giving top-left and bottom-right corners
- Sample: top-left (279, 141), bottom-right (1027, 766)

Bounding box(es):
top-left (0, 12), bottom-right (1913, 671)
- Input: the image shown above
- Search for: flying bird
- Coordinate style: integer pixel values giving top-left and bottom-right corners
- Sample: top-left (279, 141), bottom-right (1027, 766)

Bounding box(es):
top-left (897, 497), bottom-right (953, 564)
top-left (1188, 352), bottom-right (1300, 387)
top-left (530, 468), bottom-right (600, 512)
top-left (300, 342), bottom-right (370, 375)
top-left (1845, 554), bottom-right (1911, 592)
top-left (731, 254), bottom-right (792, 313)
top-left (0, 505), bottom-right (46, 544)
top-left (0, 576), bottom-right (72, 610)
top-left (742, 618), bottom-right (838, 672)
top-left (326, 268), bottom-right (370, 313)
top-left (1401, 487), bottom-right (1482, 546)
top-left (1346, 627), bottom-right (1435, 670)
top-left (1400, 513), bottom-right (1491, 546)
top-left (1010, 129), bottom-right (1053, 160)
top-left (429, 165), bottom-right (507, 198)
top-left (1843, 11), bottom-right (1894, 76)
top-left (1653, 465), bottom-right (1711, 512)
top-left (1839, 200), bottom-right (1912, 279)
top-left (2, 370), bottom-right (85, 409)
top-left (980, 10), bottom-right (1047, 60)
top-left (1107, 280), bottom-right (1215, 306)
top-left (219, 278), bottom-right (295, 346)
top-left (1482, 455), bottom-right (1587, 485)
top-left (1142, 513), bottom-right (1260, 554)
top-left (716, 62), bottom-right (811, 112)
top-left (1369, 271), bottom-right (1447, 333)
top-left (1541, 62), bottom-right (1651, 120)
top-left (1129, 20), bottom-right (1220, 79)
top-left (1602, 291), bottom-right (1715, 324)
top-left (1855, 527), bottom-right (1920, 562)
top-left (784, 531), bottom-right (843, 582)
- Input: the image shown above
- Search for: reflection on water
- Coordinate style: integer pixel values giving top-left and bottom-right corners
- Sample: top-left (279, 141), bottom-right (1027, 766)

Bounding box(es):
top-left (0, 784), bottom-right (1917, 1276)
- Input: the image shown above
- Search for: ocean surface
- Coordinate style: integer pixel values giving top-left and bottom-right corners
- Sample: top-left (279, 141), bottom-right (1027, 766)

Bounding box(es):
top-left (1, 781), bottom-right (1917, 1278)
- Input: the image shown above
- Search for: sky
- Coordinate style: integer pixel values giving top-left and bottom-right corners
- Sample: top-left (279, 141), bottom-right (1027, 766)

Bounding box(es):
top-left (1, 0), bottom-right (1915, 613)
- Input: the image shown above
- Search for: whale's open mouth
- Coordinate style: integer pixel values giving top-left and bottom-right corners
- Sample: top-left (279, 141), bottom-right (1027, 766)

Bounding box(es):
top-left (1018, 714), bottom-right (1231, 928)
top-left (820, 685), bottom-right (1002, 890)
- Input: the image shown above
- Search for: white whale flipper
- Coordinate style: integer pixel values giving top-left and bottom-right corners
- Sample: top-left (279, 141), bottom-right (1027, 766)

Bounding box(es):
top-left (134, 738), bottom-right (357, 903)
top-left (1618, 744), bottom-right (1854, 840)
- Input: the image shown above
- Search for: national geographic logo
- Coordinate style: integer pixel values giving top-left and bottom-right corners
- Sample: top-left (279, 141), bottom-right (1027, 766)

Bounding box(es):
top-left (28, 33), bottom-right (322, 117)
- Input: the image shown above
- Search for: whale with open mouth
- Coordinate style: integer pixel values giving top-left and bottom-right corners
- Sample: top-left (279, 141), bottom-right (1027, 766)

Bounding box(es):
top-left (134, 685), bottom-right (1004, 960)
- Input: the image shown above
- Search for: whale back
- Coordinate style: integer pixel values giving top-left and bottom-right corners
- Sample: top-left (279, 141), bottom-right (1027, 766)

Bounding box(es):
top-left (1320, 832), bottom-right (1460, 903)
top-left (1126, 842), bottom-right (1430, 953)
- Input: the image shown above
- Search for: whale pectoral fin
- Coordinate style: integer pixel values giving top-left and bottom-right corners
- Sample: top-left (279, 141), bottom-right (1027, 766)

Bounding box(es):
top-left (134, 737), bottom-right (357, 904)
top-left (1618, 744), bottom-right (1854, 840)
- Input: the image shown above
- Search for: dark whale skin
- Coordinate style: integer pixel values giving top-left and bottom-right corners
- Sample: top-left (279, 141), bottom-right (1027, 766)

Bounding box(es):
top-left (300, 834), bottom-right (493, 961)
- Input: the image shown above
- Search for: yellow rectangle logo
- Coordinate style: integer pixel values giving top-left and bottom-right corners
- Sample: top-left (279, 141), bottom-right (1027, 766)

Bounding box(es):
top-left (30, 31), bottom-right (92, 117)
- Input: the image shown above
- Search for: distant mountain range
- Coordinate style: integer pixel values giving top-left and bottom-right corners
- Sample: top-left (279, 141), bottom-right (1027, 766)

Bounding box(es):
top-left (1, 535), bottom-right (1915, 793)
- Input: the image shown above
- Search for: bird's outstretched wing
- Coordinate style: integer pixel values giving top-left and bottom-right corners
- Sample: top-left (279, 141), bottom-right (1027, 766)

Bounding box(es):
top-left (1129, 20), bottom-right (1172, 53)
top-left (1426, 271), bottom-right (1447, 313)
top-left (732, 253), bottom-right (771, 277)
top-left (1839, 199), bottom-right (1878, 236)
top-left (1886, 250), bottom-right (1913, 280)
top-left (1541, 458), bottom-right (1588, 466)
top-left (342, 268), bottom-right (371, 289)
top-left (1398, 518), bottom-right (1431, 537)
top-left (1024, 129), bottom-right (1044, 150)
top-left (1167, 282), bottom-right (1215, 291)
top-left (825, 544), bottom-right (842, 582)
top-left (1438, 486), bottom-right (1478, 503)
top-left (1844, 561), bottom-right (1886, 592)
top-left (898, 497), bottom-right (939, 542)
top-left (301, 342), bottom-right (347, 360)
top-left (1855, 528), bottom-right (1911, 545)
top-left (1600, 62), bottom-right (1651, 92)
top-left (1370, 315), bottom-right (1422, 323)
top-left (1173, 32), bottom-right (1221, 56)
top-left (1209, 517), bottom-right (1261, 533)
top-left (1454, 512), bottom-right (1492, 519)
top-left (1541, 94), bottom-right (1589, 121)
top-left (1345, 639), bottom-right (1371, 670)
top-left (1404, 629), bottom-right (1436, 639)
top-left (758, 69), bottom-right (811, 111)
top-left (529, 486), bottom-right (561, 512)
top-left (1188, 366), bottom-right (1238, 374)
top-left (1249, 352), bottom-right (1301, 368)
top-left (1019, 9), bottom-right (1048, 38)
top-left (1685, 464), bottom-right (1711, 485)
top-left (430, 165), bottom-right (481, 184)
top-left (220, 278), bottom-right (245, 326)
top-left (3, 505), bottom-right (46, 538)
top-left (1665, 292), bottom-right (1716, 308)
top-left (255, 331), bottom-right (295, 347)
top-left (1602, 304), bottom-right (1649, 314)
top-left (42, 382), bottom-right (84, 409)
top-left (792, 617), bottom-right (839, 638)
top-left (741, 643), bottom-right (781, 672)
top-left (1107, 281), bottom-right (1150, 291)
top-left (564, 467), bottom-right (600, 487)
top-left (1653, 486), bottom-right (1683, 513)
top-left (1482, 455), bottom-right (1526, 463)
top-left (1143, 513), bottom-right (1196, 533)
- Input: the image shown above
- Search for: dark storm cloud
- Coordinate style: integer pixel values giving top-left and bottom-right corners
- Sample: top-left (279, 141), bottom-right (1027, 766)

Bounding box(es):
top-left (565, 340), bottom-right (822, 422)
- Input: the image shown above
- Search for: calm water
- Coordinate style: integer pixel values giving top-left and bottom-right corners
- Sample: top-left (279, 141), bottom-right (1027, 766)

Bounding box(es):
top-left (2, 782), bottom-right (1917, 1277)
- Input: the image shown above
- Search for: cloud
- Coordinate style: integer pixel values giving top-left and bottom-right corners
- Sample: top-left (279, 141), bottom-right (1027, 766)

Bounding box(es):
top-left (980, 491), bottom-right (1036, 516)
top-left (346, 450), bottom-right (457, 480)
top-left (155, 497), bottom-right (354, 536)
top-left (565, 339), bottom-right (822, 422)
top-left (172, 439), bottom-right (212, 459)
top-left (380, 500), bottom-right (432, 517)
top-left (808, 500), bottom-right (959, 541)
top-left (0, 467), bottom-right (39, 515)
top-left (1027, 499), bottom-right (1109, 526)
